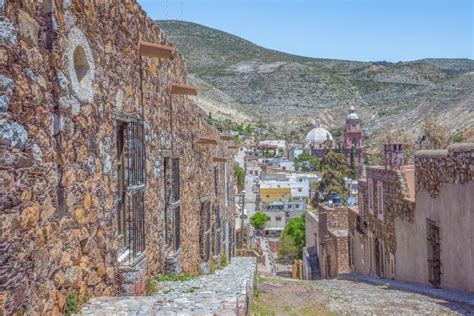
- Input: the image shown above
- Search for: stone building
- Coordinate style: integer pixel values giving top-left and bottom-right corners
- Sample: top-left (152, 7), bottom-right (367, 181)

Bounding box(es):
top-left (317, 204), bottom-right (350, 279)
top-left (349, 143), bottom-right (473, 293)
top-left (0, 1), bottom-right (236, 314)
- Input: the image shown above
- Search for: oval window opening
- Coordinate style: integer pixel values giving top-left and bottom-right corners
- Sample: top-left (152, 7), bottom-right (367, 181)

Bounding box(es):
top-left (73, 46), bottom-right (90, 88)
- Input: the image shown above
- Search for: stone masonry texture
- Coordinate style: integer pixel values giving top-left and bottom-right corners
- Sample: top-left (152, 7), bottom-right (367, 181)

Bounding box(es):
top-left (0, 1), bottom-right (236, 314)
top-left (81, 257), bottom-right (257, 315)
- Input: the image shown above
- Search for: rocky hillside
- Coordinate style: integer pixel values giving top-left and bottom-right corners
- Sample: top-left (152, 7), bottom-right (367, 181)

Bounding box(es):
top-left (157, 20), bottom-right (474, 141)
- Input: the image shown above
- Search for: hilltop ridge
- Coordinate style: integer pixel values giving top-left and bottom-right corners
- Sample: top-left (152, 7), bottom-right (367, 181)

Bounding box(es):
top-left (158, 20), bottom-right (474, 141)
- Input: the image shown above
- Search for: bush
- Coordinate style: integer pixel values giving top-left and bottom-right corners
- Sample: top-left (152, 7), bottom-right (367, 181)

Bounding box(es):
top-left (279, 214), bottom-right (305, 260)
top-left (234, 164), bottom-right (245, 191)
top-left (219, 253), bottom-right (228, 268)
top-left (64, 292), bottom-right (90, 315)
top-left (250, 212), bottom-right (269, 231)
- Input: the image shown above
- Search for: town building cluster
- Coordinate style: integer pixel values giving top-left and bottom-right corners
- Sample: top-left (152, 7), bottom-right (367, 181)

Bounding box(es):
top-left (304, 142), bottom-right (474, 293)
top-left (1, 1), bottom-right (237, 314)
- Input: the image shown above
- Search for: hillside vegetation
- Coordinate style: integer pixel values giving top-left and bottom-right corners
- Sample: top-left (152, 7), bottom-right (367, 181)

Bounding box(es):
top-left (158, 20), bottom-right (474, 143)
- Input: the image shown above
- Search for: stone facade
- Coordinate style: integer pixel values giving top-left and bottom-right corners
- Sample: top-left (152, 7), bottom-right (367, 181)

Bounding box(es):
top-left (394, 143), bottom-right (473, 292)
top-left (414, 143), bottom-right (473, 198)
top-left (0, 1), bottom-right (236, 314)
top-left (349, 143), bottom-right (473, 293)
top-left (317, 204), bottom-right (350, 279)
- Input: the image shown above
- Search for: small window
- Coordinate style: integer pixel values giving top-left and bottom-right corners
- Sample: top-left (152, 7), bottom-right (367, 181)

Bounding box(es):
top-left (165, 157), bottom-right (181, 253)
top-left (214, 167), bottom-right (219, 196)
top-left (359, 193), bottom-right (364, 218)
top-left (199, 201), bottom-right (211, 262)
top-left (377, 181), bottom-right (384, 219)
top-left (116, 118), bottom-right (146, 264)
top-left (298, 188), bottom-right (302, 192)
top-left (368, 178), bottom-right (374, 214)
top-left (266, 195), bottom-right (270, 198)
top-left (214, 206), bottom-right (222, 255)
top-left (275, 216), bottom-right (282, 221)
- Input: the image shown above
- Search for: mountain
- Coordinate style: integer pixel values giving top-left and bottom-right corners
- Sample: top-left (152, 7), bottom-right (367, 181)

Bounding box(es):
top-left (157, 20), bottom-right (474, 142)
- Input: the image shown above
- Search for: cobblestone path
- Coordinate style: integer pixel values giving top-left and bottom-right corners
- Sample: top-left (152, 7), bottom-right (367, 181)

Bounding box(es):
top-left (254, 276), bottom-right (474, 315)
top-left (81, 257), bottom-right (257, 315)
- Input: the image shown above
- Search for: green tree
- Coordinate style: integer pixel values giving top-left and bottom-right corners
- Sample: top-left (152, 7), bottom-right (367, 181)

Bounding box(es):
top-left (279, 214), bottom-right (305, 260)
top-left (234, 164), bottom-right (245, 192)
top-left (263, 151), bottom-right (274, 158)
top-left (320, 151), bottom-right (350, 202)
top-left (250, 212), bottom-right (269, 230)
top-left (294, 152), bottom-right (320, 171)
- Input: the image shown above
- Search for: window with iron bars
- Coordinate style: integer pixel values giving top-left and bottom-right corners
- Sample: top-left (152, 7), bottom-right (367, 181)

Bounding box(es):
top-left (215, 206), bottom-right (221, 255)
top-left (200, 201), bottom-right (211, 262)
top-left (116, 118), bottom-right (146, 265)
top-left (165, 157), bottom-right (181, 253)
top-left (214, 166), bottom-right (219, 197)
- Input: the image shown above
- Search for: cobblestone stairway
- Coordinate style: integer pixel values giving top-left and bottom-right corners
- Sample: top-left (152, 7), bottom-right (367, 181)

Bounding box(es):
top-left (81, 257), bottom-right (257, 315)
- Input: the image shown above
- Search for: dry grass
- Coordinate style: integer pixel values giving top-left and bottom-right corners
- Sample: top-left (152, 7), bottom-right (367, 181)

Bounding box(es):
top-left (253, 277), bottom-right (336, 316)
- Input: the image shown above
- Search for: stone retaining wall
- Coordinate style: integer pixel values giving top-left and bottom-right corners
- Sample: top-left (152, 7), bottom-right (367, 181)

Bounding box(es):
top-left (0, 1), bottom-right (235, 314)
top-left (415, 143), bottom-right (473, 198)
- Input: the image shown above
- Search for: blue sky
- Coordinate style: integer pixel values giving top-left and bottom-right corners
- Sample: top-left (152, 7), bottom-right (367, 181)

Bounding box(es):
top-left (138, 0), bottom-right (473, 62)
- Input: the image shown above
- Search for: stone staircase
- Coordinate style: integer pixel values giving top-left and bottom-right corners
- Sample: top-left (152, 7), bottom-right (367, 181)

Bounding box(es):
top-left (309, 255), bottom-right (321, 280)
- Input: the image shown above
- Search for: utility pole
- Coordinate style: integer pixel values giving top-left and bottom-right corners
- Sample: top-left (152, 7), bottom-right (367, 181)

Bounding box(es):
top-left (240, 190), bottom-right (246, 247)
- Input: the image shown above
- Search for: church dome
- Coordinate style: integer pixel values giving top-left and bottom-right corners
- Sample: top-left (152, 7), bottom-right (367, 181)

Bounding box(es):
top-left (305, 122), bottom-right (333, 143)
top-left (347, 106), bottom-right (359, 120)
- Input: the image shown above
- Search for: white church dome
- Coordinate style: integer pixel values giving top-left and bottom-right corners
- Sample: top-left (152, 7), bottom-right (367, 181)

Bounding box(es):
top-left (305, 122), bottom-right (333, 143)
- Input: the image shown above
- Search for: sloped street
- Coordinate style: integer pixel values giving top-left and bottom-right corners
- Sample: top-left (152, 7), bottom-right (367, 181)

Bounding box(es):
top-left (254, 276), bottom-right (474, 315)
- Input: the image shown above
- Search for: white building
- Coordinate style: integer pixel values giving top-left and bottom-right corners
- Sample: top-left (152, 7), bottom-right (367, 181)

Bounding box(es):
top-left (267, 157), bottom-right (295, 171)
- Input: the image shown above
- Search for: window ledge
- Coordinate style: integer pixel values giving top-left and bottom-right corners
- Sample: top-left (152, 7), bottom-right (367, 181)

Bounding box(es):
top-left (118, 248), bottom-right (147, 268)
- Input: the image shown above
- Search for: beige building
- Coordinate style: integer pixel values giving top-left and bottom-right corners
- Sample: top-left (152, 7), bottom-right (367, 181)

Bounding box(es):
top-left (349, 143), bottom-right (473, 293)
top-left (303, 209), bottom-right (319, 280)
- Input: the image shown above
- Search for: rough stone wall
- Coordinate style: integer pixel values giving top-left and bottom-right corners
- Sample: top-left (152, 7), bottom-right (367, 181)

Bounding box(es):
top-left (335, 236), bottom-right (350, 275)
top-left (362, 167), bottom-right (415, 257)
top-left (415, 143), bottom-right (473, 198)
top-left (327, 206), bottom-right (349, 230)
top-left (0, 1), bottom-right (235, 314)
top-left (317, 205), bottom-right (350, 278)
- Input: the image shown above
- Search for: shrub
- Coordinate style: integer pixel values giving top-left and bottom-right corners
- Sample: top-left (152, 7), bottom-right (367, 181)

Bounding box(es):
top-left (250, 212), bottom-right (269, 231)
top-left (219, 253), bottom-right (228, 268)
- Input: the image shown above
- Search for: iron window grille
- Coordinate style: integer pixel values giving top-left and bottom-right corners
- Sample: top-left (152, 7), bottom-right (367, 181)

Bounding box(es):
top-left (165, 157), bottom-right (181, 253)
top-left (215, 206), bottom-right (222, 255)
top-left (200, 201), bottom-right (211, 262)
top-left (214, 166), bottom-right (219, 197)
top-left (427, 219), bottom-right (441, 287)
top-left (116, 117), bottom-right (146, 265)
